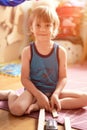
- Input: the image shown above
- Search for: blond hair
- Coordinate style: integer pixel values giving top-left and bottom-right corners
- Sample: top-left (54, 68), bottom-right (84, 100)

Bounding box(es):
top-left (28, 6), bottom-right (60, 39)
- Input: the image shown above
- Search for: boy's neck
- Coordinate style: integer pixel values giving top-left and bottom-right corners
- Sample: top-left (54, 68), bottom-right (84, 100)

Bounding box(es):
top-left (34, 40), bottom-right (54, 55)
top-left (35, 40), bottom-right (53, 48)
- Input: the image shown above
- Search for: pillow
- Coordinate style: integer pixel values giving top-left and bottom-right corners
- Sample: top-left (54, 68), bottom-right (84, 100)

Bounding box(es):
top-left (55, 5), bottom-right (83, 44)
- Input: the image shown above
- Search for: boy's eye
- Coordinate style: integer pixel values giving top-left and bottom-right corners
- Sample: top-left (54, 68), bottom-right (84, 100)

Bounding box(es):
top-left (46, 24), bottom-right (50, 27)
top-left (46, 24), bottom-right (52, 27)
top-left (36, 24), bottom-right (40, 27)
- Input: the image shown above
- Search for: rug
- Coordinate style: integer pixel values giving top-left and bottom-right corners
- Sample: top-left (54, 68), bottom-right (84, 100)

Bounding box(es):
top-left (0, 61), bottom-right (87, 130)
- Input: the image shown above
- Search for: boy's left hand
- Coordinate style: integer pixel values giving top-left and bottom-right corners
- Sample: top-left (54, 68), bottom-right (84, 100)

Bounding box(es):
top-left (50, 93), bottom-right (61, 112)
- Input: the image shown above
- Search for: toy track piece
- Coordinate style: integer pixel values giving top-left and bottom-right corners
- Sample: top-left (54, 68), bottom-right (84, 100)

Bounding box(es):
top-left (37, 109), bottom-right (45, 130)
top-left (64, 117), bottom-right (71, 130)
top-left (52, 109), bottom-right (58, 118)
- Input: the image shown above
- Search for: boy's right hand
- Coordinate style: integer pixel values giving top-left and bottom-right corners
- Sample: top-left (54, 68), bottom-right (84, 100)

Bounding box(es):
top-left (36, 92), bottom-right (51, 112)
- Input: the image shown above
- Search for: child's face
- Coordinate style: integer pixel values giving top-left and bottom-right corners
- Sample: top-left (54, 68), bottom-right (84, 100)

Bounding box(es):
top-left (31, 18), bottom-right (54, 42)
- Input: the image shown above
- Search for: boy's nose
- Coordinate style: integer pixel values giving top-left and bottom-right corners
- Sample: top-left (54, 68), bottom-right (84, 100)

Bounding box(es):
top-left (40, 26), bottom-right (46, 31)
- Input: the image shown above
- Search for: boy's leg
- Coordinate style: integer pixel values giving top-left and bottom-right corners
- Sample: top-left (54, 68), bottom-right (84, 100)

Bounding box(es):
top-left (8, 90), bottom-right (35, 116)
top-left (59, 90), bottom-right (87, 109)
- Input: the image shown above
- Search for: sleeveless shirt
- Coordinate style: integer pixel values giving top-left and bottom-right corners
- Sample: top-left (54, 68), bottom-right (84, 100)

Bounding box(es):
top-left (30, 42), bottom-right (59, 94)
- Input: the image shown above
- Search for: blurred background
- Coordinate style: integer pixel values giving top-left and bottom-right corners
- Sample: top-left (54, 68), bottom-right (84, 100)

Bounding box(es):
top-left (0, 0), bottom-right (87, 64)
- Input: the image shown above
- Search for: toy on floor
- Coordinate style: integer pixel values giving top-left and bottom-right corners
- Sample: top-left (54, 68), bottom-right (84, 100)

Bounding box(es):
top-left (37, 109), bottom-right (59, 130)
top-left (45, 119), bottom-right (58, 130)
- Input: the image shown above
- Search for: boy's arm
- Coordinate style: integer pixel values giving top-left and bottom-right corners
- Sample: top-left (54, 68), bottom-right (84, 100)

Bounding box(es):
top-left (21, 46), bottom-right (40, 97)
top-left (50, 46), bottom-right (67, 111)
top-left (54, 46), bottom-right (67, 96)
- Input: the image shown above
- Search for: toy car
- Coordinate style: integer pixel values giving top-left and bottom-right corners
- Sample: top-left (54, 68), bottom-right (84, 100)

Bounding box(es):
top-left (45, 119), bottom-right (58, 130)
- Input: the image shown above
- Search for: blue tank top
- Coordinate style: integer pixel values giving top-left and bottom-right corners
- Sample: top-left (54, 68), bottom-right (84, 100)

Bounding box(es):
top-left (30, 42), bottom-right (59, 94)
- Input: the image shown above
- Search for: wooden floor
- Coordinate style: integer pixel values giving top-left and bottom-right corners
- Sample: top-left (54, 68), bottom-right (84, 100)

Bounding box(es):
top-left (0, 75), bottom-right (76, 130)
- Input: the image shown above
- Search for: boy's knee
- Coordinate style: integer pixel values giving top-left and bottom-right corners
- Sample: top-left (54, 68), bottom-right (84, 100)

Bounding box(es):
top-left (9, 103), bottom-right (25, 116)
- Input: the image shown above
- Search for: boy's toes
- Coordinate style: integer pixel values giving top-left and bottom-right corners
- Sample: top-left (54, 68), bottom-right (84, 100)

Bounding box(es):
top-left (25, 103), bottom-right (39, 114)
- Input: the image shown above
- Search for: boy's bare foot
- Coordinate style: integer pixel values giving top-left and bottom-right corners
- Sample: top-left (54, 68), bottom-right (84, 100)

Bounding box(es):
top-left (25, 102), bottom-right (39, 114)
top-left (0, 90), bottom-right (15, 100)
